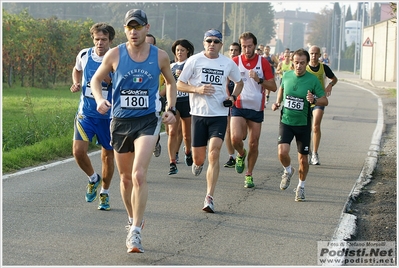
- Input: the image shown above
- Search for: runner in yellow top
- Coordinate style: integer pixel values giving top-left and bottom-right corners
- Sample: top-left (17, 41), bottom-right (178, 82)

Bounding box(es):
top-left (306, 45), bottom-right (338, 165)
top-left (276, 49), bottom-right (293, 84)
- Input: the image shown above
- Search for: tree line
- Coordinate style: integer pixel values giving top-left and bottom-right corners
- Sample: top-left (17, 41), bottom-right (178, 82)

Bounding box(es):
top-left (3, 9), bottom-right (96, 88)
top-left (3, 3), bottom-right (277, 88)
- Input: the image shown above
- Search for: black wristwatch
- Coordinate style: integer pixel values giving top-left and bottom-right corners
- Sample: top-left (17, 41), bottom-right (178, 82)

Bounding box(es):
top-left (257, 78), bottom-right (264, 85)
top-left (168, 106), bottom-right (177, 115)
top-left (231, 94), bottom-right (237, 101)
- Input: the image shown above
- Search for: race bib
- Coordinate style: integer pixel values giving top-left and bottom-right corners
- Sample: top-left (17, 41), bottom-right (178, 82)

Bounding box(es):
top-left (177, 90), bottom-right (189, 98)
top-left (85, 81), bottom-right (109, 99)
top-left (201, 68), bottom-right (223, 86)
top-left (284, 95), bottom-right (304, 111)
top-left (121, 89), bottom-right (149, 109)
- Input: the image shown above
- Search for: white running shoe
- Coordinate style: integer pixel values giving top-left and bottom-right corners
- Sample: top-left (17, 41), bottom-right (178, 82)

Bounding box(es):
top-left (311, 152), bottom-right (320, 165)
top-left (202, 195), bottom-right (215, 213)
top-left (295, 186), bottom-right (306, 202)
top-left (126, 231), bottom-right (144, 253)
top-left (280, 167), bottom-right (296, 190)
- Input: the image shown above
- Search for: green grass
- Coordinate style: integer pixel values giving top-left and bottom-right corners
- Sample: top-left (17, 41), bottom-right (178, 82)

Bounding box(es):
top-left (387, 88), bottom-right (397, 98)
top-left (2, 85), bottom-right (100, 174)
top-left (2, 84), bottom-right (166, 174)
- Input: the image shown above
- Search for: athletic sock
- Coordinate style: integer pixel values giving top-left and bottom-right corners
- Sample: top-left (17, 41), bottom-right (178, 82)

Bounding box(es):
top-left (88, 173), bottom-right (98, 183)
top-left (298, 179), bottom-right (305, 188)
top-left (100, 188), bottom-right (109, 195)
top-left (284, 165), bottom-right (292, 174)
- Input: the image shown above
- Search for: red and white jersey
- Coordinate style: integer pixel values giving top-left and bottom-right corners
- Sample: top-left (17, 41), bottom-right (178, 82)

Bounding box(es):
top-left (234, 54), bottom-right (273, 111)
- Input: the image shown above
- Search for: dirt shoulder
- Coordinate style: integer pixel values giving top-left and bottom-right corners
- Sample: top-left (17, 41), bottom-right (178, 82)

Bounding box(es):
top-left (347, 85), bottom-right (397, 243)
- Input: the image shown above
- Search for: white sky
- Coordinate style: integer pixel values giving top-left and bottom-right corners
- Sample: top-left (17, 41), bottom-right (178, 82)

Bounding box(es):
top-left (272, 1), bottom-right (360, 14)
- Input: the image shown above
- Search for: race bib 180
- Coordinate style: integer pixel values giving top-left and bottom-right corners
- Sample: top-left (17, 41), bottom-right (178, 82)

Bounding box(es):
top-left (121, 89), bottom-right (149, 109)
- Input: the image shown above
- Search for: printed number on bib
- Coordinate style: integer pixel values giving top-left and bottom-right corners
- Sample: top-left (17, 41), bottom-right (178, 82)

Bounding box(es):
top-left (121, 89), bottom-right (149, 109)
top-left (201, 68), bottom-right (223, 86)
top-left (177, 90), bottom-right (189, 98)
top-left (284, 95), bottom-right (304, 111)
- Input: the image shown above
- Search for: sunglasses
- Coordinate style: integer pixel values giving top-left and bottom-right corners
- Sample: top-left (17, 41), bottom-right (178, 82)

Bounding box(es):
top-left (125, 24), bottom-right (145, 31)
top-left (205, 39), bottom-right (221, 44)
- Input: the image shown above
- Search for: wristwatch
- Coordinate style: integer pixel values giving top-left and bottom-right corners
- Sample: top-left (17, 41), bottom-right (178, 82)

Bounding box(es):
top-left (257, 78), bottom-right (264, 85)
top-left (312, 98), bottom-right (317, 105)
top-left (168, 106), bottom-right (177, 115)
top-left (231, 94), bottom-right (237, 101)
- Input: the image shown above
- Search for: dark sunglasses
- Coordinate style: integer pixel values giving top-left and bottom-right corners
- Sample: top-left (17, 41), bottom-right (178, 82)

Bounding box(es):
top-left (205, 39), bottom-right (221, 44)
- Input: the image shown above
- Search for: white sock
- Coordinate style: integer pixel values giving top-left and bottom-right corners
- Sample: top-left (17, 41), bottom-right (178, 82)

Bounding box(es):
top-left (128, 217), bottom-right (133, 224)
top-left (298, 180), bottom-right (305, 188)
top-left (88, 173), bottom-right (98, 183)
top-left (229, 154), bottom-right (235, 158)
top-left (100, 188), bottom-right (109, 195)
top-left (130, 226), bottom-right (141, 235)
top-left (284, 165), bottom-right (292, 174)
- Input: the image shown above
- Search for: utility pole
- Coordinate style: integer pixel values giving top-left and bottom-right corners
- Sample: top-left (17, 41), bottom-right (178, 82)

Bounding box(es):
top-left (338, 5), bottom-right (345, 72)
top-left (222, 2), bottom-right (226, 54)
top-left (354, 4), bottom-right (360, 74)
top-left (233, 3), bottom-right (237, 42)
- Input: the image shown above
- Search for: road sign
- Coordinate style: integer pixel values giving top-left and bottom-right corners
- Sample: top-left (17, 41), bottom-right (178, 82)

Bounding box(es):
top-left (363, 37), bottom-right (373, 47)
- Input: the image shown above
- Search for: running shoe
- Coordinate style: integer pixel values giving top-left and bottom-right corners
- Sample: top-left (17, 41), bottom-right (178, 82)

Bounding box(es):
top-left (126, 231), bottom-right (144, 253)
top-left (266, 95), bottom-right (270, 104)
top-left (184, 146), bottom-right (193, 166)
top-left (280, 167), bottom-right (296, 190)
top-left (192, 163), bottom-right (204, 176)
top-left (202, 195), bottom-right (215, 213)
top-left (310, 152), bottom-right (320, 165)
top-left (85, 174), bottom-right (102, 202)
top-left (244, 175), bottom-right (255, 188)
top-left (98, 193), bottom-right (110, 211)
top-left (235, 149), bottom-right (247, 174)
top-left (125, 219), bottom-right (145, 232)
top-left (224, 157), bottom-right (236, 168)
top-left (153, 142), bottom-right (161, 157)
top-left (295, 186), bottom-right (306, 202)
top-left (168, 163), bottom-right (178, 175)
top-left (175, 153), bottom-right (179, 164)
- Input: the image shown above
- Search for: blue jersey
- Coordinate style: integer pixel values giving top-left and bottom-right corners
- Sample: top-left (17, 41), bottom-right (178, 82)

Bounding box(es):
top-left (171, 61), bottom-right (189, 102)
top-left (111, 44), bottom-right (161, 118)
top-left (265, 55), bottom-right (275, 75)
top-left (77, 47), bottom-right (112, 118)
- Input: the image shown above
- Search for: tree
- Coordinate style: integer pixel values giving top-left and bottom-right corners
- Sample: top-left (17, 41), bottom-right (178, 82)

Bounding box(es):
top-left (346, 5), bottom-right (353, 21)
top-left (371, 3), bottom-right (381, 24)
top-left (390, 2), bottom-right (397, 23)
top-left (306, 7), bottom-right (332, 50)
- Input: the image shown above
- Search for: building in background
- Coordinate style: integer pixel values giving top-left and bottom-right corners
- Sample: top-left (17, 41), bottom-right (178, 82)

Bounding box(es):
top-left (269, 9), bottom-right (316, 54)
top-left (345, 20), bottom-right (362, 47)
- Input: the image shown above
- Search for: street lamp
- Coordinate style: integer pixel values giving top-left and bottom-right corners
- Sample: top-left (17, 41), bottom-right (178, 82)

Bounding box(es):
top-left (337, 5), bottom-right (345, 72)
top-left (289, 22), bottom-right (293, 50)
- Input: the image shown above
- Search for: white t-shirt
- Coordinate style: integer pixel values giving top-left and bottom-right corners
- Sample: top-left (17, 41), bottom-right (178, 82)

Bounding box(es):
top-left (178, 52), bottom-right (241, 117)
top-left (74, 47), bottom-right (104, 72)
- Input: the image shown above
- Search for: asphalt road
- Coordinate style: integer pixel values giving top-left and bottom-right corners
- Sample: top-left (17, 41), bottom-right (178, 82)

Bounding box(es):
top-left (2, 81), bottom-right (379, 266)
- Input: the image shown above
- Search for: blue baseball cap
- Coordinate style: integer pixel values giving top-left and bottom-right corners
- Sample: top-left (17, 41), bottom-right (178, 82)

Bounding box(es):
top-left (204, 29), bottom-right (222, 41)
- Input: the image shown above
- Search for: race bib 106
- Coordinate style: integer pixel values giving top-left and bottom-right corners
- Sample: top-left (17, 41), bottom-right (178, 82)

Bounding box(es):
top-left (201, 68), bottom-right (224, 86)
